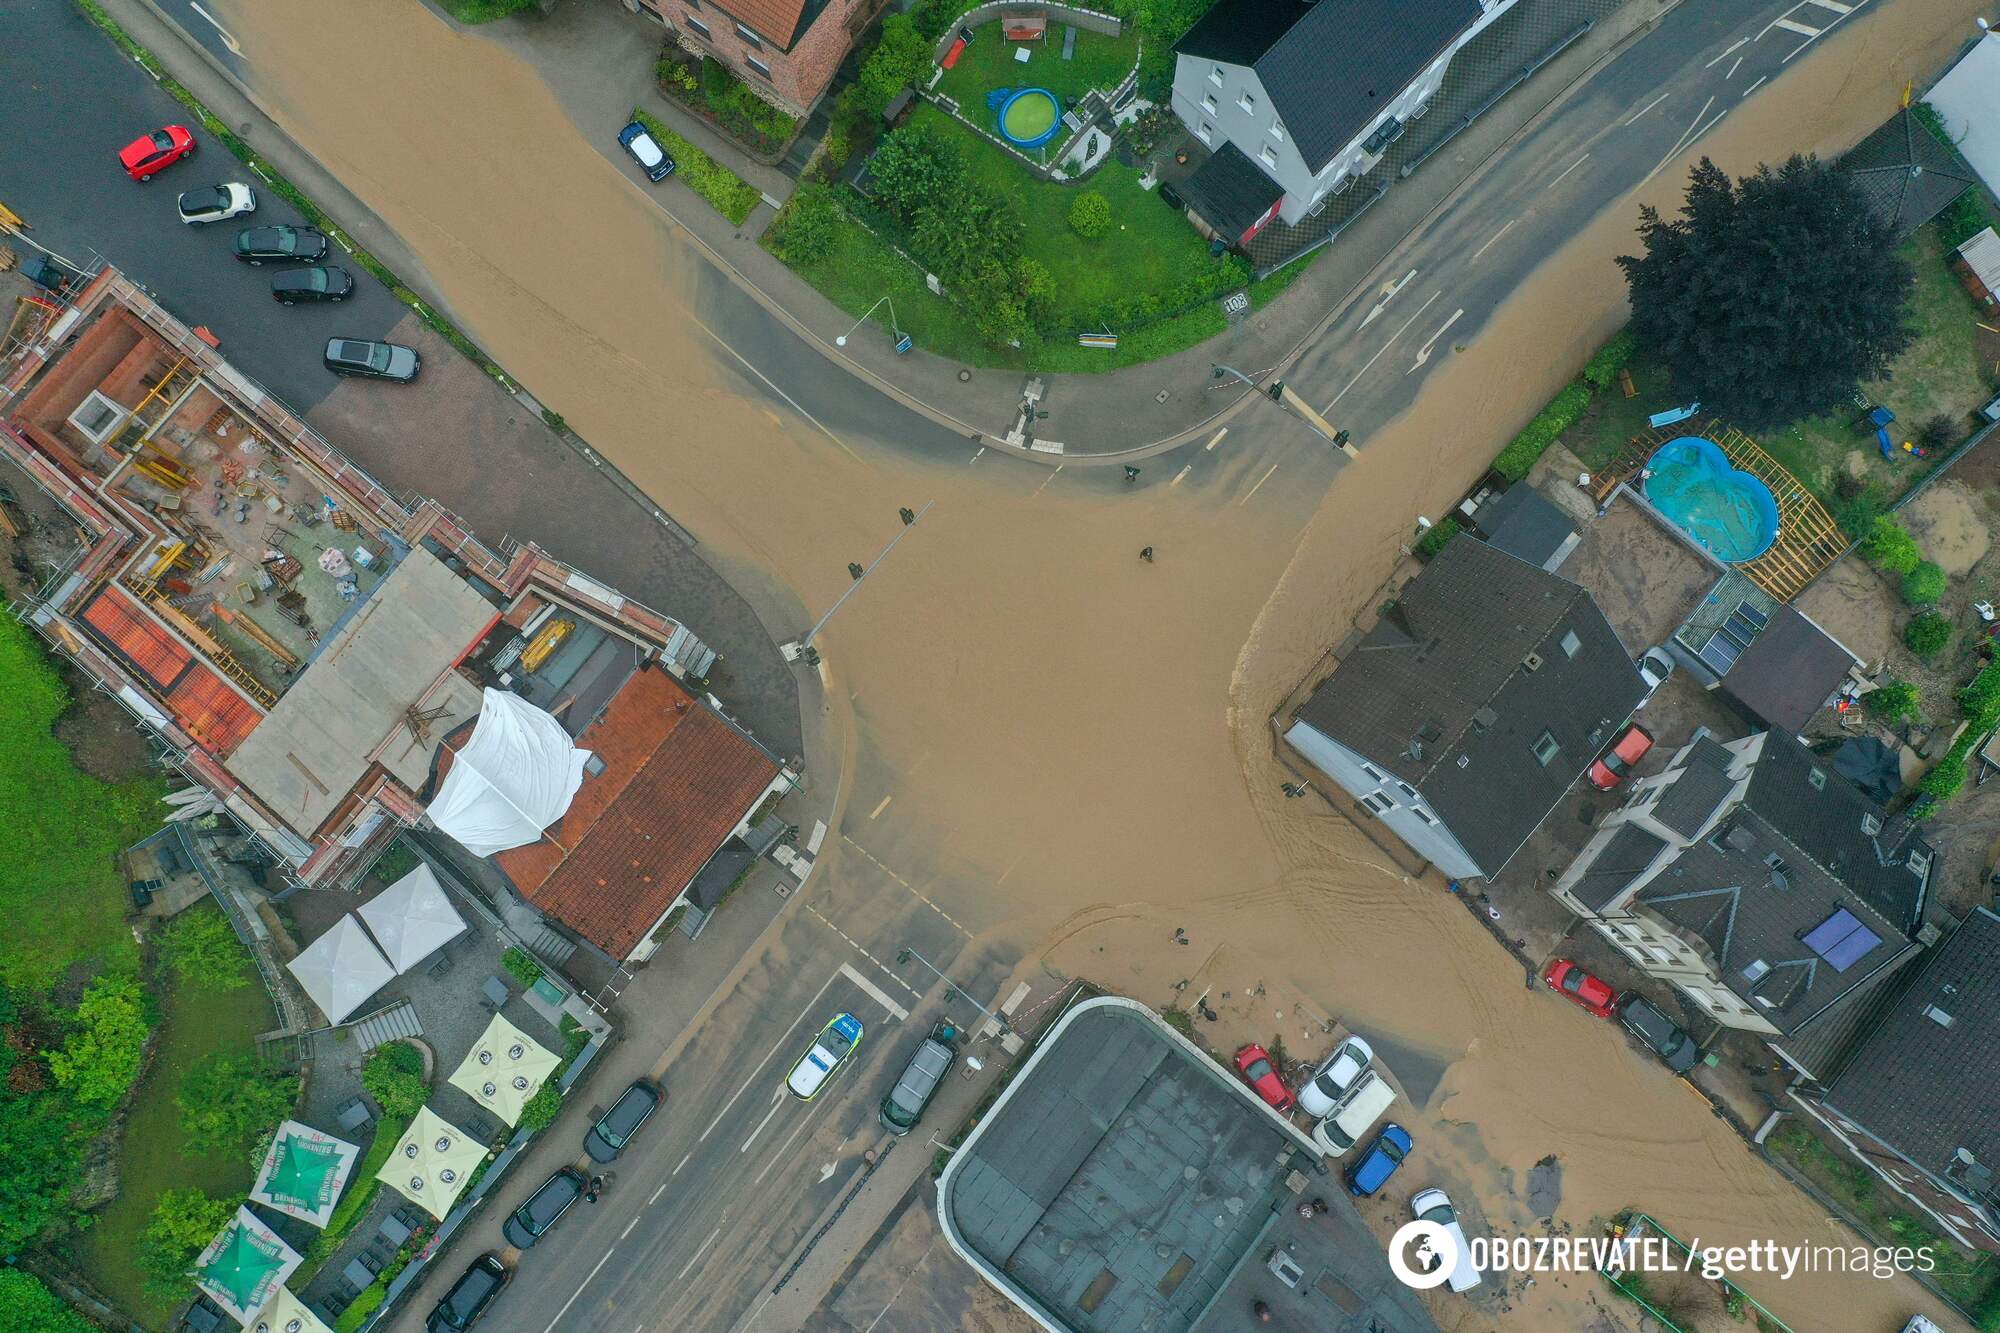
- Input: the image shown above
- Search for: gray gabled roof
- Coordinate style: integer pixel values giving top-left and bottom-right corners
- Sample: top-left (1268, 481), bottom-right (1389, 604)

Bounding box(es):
top-left (1820, 908), bottom-right (2000, 1186)
top-left (1571, 823), bottom-right (1667, 912)
top-left (1295, 537), bottom-right (1644, 876)
top-left (1721, 606), bottom-right (1858, 735)
top-left (1650, 736), bottom-right (1738, 840)
top-left (1175, 0), bottom-right (1483, 175)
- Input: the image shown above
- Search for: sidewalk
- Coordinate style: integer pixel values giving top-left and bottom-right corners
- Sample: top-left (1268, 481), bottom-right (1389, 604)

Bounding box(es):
top-left (132, 0), bottom-right (1671, 459)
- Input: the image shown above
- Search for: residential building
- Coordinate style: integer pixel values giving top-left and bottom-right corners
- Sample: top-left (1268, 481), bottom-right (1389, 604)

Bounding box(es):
top-left (1283, 536), bottom-right (1645, 880)
top-left (1671, 571), bottom-right (1860, 736)
top-left (1549, 730), bottom-right (1931, 1048)
top-left (626, 0), bottom-right (880, 119)
top-left (1791, 907), bottom-right (2000, 1256)
top-left (1170, 0), bottom-right (1518, 234)
top-left (0, 266), bottom-right (743, 931)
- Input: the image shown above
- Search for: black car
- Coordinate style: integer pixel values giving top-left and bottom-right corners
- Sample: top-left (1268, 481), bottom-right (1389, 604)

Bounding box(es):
top-left (879, 1032), bottom-right (954, 1136)
top-left (272, 266), bottom-right (353, 305)
top-left (426, 1253), bottom-right (509, 1332)
top-left (234, 223), bottom-right (328, 264)
top-left (502, 1167), bottom-right (586, 1249)
top-left (585, 1080), bottom-right (662, 1163)
top-left (1616, 993), bottom-right (1700, 1074)
top-left (324, 337), bottom-right (420, 383)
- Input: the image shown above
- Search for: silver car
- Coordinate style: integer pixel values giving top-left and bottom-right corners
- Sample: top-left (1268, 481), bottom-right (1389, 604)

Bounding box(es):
top-left (1297, 1035), bottom-right (1373, 1120)
top-left (880, 1035), bottom-right (954, 1135)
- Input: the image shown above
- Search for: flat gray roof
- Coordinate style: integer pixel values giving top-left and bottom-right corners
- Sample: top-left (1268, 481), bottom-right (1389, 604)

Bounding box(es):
top-left (939, 998), bottom-right (1437, 1333)
top-left (225, 548), bottom-right (494, 836)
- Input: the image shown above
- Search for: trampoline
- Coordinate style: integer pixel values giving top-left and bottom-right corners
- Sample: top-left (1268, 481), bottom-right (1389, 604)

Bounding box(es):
top-left (1643, 436), bottom-right (1780, 562)
top-left (997, 88), bottom-right (1061, 148)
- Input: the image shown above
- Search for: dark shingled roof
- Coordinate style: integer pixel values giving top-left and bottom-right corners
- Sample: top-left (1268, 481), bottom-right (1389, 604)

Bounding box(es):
top-left (1839, 108), bottom-right (1978, 240)
top-left (1722, 606), bottom-right (1857, 735)
top-left (1472, 484), bottom-right (1577, 571)
top-left (1295, 537), bottom-right (1643, 877)
top-left (1820, 908), bottom-right (2000, 1184)
top-left (1175, 0), bottom-right (1483, 174)
top-left (1177, 142), bottom-right (1285, 242)
top-left (1571, 823), bottom-right (1668, 912)
top-left (1650, 735), bottom-right (1738, 840)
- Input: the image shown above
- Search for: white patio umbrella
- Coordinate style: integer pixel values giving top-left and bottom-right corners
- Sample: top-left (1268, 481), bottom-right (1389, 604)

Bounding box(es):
top-left (447, 1013), bottom-right (561, 1126)
top-left (247, 1284), bottom-right (334, 1333)
top-left (357, 863), bottom-right (467, 973)
top-left (375, 1106), bottom-right (486, 1221)
top-left (285, 915), bottom-right (394, 1025)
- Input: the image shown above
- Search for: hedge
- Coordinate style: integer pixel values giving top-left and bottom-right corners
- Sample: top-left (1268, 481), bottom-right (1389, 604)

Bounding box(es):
top-left (632, 110), bottom-right (763, 226)
top-left (1582, 330), bottom-right (1637, 390)
top-left (1917, 659), bottom-right (2000, 811)
top-left (1493, 382), bottom-right (1592, 481)
top-left (333, 1281), bottom-right (387, 1333)
top-left (1413, 516), bottom-right (1460, 562)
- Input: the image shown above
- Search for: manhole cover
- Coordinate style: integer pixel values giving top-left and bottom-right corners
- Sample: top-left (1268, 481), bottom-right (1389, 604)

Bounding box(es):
top-left (957, 368), bottom-right (972, 382)
top-left (1155, 388), bottom-right (1171, 404)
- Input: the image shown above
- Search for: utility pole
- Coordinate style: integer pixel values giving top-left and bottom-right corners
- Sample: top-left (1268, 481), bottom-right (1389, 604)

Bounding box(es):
top-left (783, 503), bottom-right (931, 666)
top-left (1212, 364), bottom-right (1359, 458)
top-left (897, 946), bottom-right (1007, 1034)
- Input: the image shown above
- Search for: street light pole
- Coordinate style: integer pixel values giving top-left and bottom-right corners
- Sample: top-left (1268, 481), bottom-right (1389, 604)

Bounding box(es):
top-left (897, 946), bottom-right (1007, 1033)
top-left (784, 502), bottom-right (932, 664)
top-left (835, 296), bottom-right (900, 347)
top-left (1211, 363), bottom-right (1358, 457)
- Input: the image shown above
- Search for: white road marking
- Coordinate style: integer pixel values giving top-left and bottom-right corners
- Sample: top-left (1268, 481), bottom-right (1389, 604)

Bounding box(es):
top-left (651, 1180), bottom-right (671, 1204)
top-left (753, 1109), bottom-right (822, 1185)
top-left (1773, 17), bottom-right (1820, 35)
top-left (1642, 96), bottom-right (1718, 184)
top-left (674, 1228), bottom-right (723, 1284)
top-left (543, 1247), bottom-right (619, 1333)
top-left (1358, 268), bottom-right (1418, 329)
top-left (807, 820), bottom-right (828, 854)
top-left (188, 2), bottom-right (243, 55)
top-left (1808, 0), bottom-right (1853, 13)
top-left (1741, 74), bottom-right (1769, 98)
top-left (1407, 309), bottom-right (1464, 374)
top-left (672, 1152), bottom-right (691, 1176)
top-left (820, 1161), bottom-right (839, 1182)
top-left (1239, 463), bottom-right (1279, 505)
top-left (1029, 464), bottom-right (1062, 498)
top-left (868, 794), bottom-right (893, 819)
top-left (841, 960), bottom-right (911, 1021)
top-left (1203, 427), bottom-right (1228, 450)
top-left (1726, 55), bottom-right (1742, 79)
top-left (689, 317), bottom-right (860, 463)
top-left (621, 1215), bottom-right (642, 1240)
top-left (698, 969), bottom-right (844, 1142)
top-left (740, 1096), bottom-right (785, 1154)
top-left (1170, 464), bottom-right (1191, 486)
top-left (1703, 36), bottom-right (1747, 67)
top-left (968, 446), bottom-right (984, 464)
top-left (1469, 220), bottom-right (1515, 265)
top-left (1000, 982), bottom-right (1032, 1015)
top-left (1549, 153), bottom-right (1590, 189)
top-left (804, 904), bottom-right (924, 997)
top-left (1623, 92), bottom-right (1670, 126)
top-left (1326, 289), bottom-right (1440, 408)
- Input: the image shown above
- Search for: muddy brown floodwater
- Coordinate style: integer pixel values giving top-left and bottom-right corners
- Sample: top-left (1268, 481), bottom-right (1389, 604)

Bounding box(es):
top-left (232, 0), bottom-right (1985, 1327)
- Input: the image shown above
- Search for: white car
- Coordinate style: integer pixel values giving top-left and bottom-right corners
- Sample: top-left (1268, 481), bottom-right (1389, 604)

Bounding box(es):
top-left (785, 1011), bottom-right (863, 1101)
top-left (1636, 646), bottom-right (1675, 705)
top-left (1409, 1187), bottom-right (1482, 1293)
top-left (1297, 1035), bottom-right (1373, 1119)
top-left (177, 182), bottom-right (256, 225)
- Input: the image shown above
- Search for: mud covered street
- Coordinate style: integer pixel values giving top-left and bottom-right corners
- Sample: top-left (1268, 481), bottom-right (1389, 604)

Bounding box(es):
top-left (215, 0), bottom-right (1987, 1327)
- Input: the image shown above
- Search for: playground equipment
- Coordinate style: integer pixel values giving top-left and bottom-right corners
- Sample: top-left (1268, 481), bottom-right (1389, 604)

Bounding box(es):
top-left (989, 87), bottom-right (1062, 149)
top-left (1647, 402), bottom-right (1701, 429)
top-left (1861, 405), bottom-right (1927, 460)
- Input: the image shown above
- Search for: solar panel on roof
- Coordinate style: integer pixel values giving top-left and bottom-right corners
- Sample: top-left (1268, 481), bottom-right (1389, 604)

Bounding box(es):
top-left (1698, 632), bottom-right (1742, 675)
top-left (1801, 908), bottom-right (1883, 972)
top-left (1723, 611), bottom-right (1763, 646)
top-left (1736, 601), bottom-right (1770, 629)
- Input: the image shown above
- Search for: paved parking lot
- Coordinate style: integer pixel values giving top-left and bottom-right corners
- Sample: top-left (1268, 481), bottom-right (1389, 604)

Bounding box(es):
top-left (0, 3), bottom-right (799, 755)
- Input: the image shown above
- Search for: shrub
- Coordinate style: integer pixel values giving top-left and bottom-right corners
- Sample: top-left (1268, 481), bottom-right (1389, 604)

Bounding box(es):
top-left (361, 1042), bottom-right (427, 1120)
top-left (519, 1082), bottom-right (563, 1133)
top-left (1864, 678), bottom-right (1919, 720)
top-left (1493, 383), bottom-right (1591, 480)
top-left (1068, 191), bottom-right (1111, 239)
top-left (158, 907), bottom-right (249, 992)
top-left (1860, 516), bottom-right (1921, 575)
top-left (1957, 658), bottom-right (2000, 719)
top-left (1903, 613), bottom-right (1952, 661)
top-left (1413, 517), bottom-right (1459, 562)
top-left (333, 1281), bottom-right (387, 1333)
top-left (868, 120), bottom-right (962, 226)
top-left (541, 409), bottom-right (567, 436)
top-left (1919, 755), bottom-right (1966, 805)
top-left (48, 972), bottom-right (152, 1109)
top-left (1582, 330), bottom-right (1637, 390)
top-left (630, 110), bottom-right (762, 225)
top-left (179, 1053), bottom-right (296, 1156)
top-left (1902, 560), bottom-right (1946, 606)
top-left (768, 184), bottom-right (841, 266)
top-left (856, 15), bottom-right (932, 113)
top-left (500, 947), bottom-right (543, 988)
top-left (1916, 412), bottom-right (1955, 453)
top-left (0, 1269), bottom-right (95, 1333)
top-left (139, 1188), bottom-right (237, 1299)
top-left (821, 122), bottom-right (853, 170)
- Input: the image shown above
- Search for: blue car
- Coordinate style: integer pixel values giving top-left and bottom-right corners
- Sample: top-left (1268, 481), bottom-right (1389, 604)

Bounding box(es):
top-left (1343, 1123), bottom-right (1412, 1197)
top-left (617, 121), bottom-right (677, 182)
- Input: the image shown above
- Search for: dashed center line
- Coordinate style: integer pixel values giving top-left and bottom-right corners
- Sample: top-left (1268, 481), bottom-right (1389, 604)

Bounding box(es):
top-left (1703, 36), bottom-right (1748, 67)
top-left (805, 902), bottom-right (922, 1000)
top-left (1239, 463), bottom-right (1280, 504)
top-left (841, 834), bottom-right (973, 937)
top-left (1203, 427), bottom-right (1228, 451)
top-left (621, 1215), bottom-right (642, 1240)
top-left (1548, 153), bottom-right (1590, 189)
top-left (675, 1228), bottom-right (723, 1284)
top-left (1469, 220), bottom-right (1516, 265)
top-left (868, 794), bottom-right (893, 819)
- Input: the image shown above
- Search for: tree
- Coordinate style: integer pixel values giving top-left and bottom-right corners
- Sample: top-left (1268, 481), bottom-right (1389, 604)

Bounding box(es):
top-left (856, 15), bottom-right (932, 111)
top-left (1903, 614), bottom-right (1952, 661)
top-left (1865, 678), bottom-right (1920, 720)
top-left (1068, 191), bottom-right (1111, 239)
top-left (179, 1053), bottom-right (295, 1157)
top-left (1617, 156), bottom-right (1913, 428)
top-left (1902, 561), bottom-right (1946, 607)
top-left (157, 908), bottom-right (248, 993)
top-left (1860, 515), bottom-right (1922, 576)
top-left (867, 122), bottom-right (961, 225)
top-left (0, 1269), bottom-right (96, 1333)
top-left (46, 973), bottom-right (151, 1110)
top-left (772, 185), bottom-right (841, 266)
top-left (361, 1042), bottom-right (427, 1120)
top-left (0, 1093), bottom-right (85, 1254)
top-left (139, 1188), bottom-right (236, 1300)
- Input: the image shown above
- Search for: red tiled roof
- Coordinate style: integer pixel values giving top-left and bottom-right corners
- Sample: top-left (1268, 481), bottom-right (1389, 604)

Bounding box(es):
top-left (167, 667), bottom-right (262, 754)
top-left (81, 584), bottom-right (190, 687)
top-left (704, 0), bottom-right (807, 47)
top-left (497, 668), bottom-right (779, 959)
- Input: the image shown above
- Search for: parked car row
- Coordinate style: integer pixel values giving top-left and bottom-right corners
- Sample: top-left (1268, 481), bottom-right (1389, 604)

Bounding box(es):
top-left (117, 123), bottom-right (421, 384)
top-left (1539, 959), bottom-right (1702, 1073)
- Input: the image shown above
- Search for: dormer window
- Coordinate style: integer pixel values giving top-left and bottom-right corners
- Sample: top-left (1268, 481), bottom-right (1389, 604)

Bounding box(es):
top-left (1209, 64), bottom-right (1225, 87)
top-left (1238, 92), bottom-right (1256, 115)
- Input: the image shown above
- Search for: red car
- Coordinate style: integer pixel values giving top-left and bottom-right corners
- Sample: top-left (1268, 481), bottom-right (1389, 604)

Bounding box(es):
top-left (1542, 959), bottom-right (1617, 1018)
top-left (1586, 723), bottom-right (1654, 790)
top-left (119, 125), bottom-right (196, 181)
top-left (1232, 1043), bottom-right (1295, 1113)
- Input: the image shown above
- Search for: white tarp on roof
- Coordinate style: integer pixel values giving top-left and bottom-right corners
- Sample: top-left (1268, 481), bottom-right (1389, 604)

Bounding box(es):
top-left (285, 915), bottom-right (395, 1025)
top-left (358, 864), bottom-right (468, 973)
top-left (1925, 35), bottom-right (2000, 193)
top-left (447, 1013), bottom-right (562, 1126)
top-left (426, 688), bottom-right (591, 857)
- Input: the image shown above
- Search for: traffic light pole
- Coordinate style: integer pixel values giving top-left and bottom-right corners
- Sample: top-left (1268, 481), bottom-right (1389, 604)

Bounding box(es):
top-left (1212, 364), bottom-right (1359, 458)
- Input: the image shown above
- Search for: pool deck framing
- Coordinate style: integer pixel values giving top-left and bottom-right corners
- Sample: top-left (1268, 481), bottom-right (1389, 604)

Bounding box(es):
top-left (1587, 417), bottom-right (1845, 601)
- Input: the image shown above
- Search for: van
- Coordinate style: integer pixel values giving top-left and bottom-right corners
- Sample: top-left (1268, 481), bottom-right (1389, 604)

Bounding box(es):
top-left (1310, 1071), bottom-right (1397, 1158)
top-left (880, 1035), bottom-right (955, 1135)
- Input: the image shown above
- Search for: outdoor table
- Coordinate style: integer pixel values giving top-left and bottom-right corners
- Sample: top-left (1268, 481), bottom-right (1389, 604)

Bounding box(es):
top-left (340, 1258), bottom-right (374, 1292)
top-left (378, 1212), bottom-right (413, 1246)
top-left (481, 976), bottom-right (510, 1010)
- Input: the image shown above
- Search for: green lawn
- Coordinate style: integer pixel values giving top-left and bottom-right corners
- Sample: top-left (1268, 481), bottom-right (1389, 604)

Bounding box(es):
top-left (0, 617), bottom-right (162, 992)
top-left (1563, 223), bottom-right (1996, 528)
top-left (437, 0), bottom-right (538, 21)
top-left (73, 902), bottom-right (274, 1328)
top-left (934, 24), bottom-right (1139, 113)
